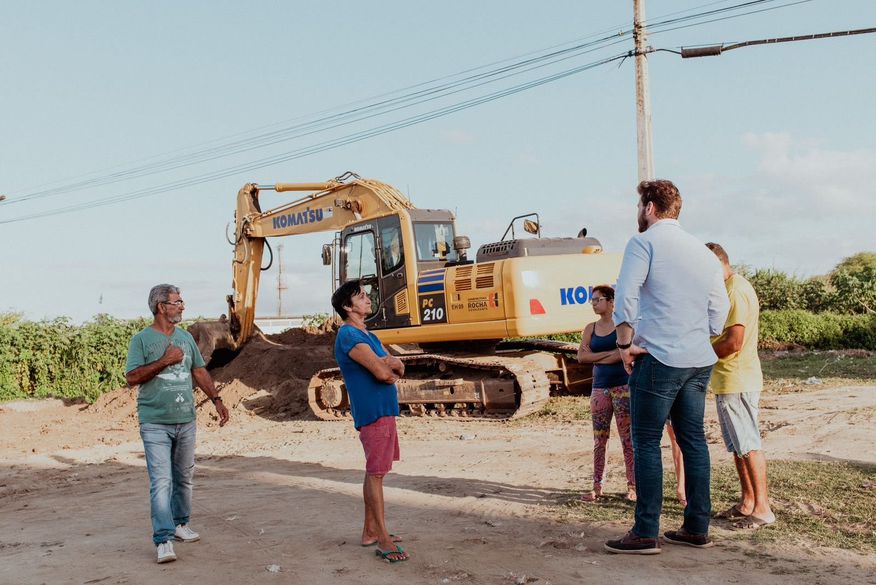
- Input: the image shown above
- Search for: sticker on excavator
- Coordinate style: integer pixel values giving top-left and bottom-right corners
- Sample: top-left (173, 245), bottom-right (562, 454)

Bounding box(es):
top-left (419, 293), bottom-right (447, 323)
top-left (417, 268), bottom-right (447, 324)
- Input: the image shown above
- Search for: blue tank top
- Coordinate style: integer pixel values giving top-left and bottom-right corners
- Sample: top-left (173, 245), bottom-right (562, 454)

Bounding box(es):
top-left (589, 328), bottom-right (630, 389)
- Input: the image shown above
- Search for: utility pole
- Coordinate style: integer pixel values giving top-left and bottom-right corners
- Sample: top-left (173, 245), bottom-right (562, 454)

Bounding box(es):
top-left (633, 0), bottom-right (654, 181)
top-left (277, 243), bottom-right (287, 317)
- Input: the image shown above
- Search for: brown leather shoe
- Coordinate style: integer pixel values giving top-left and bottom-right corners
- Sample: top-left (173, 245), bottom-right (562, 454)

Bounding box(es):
top-left (663, 528), bottom-right (715, 548)
top-left (604, 530), bottom-right (661, 555)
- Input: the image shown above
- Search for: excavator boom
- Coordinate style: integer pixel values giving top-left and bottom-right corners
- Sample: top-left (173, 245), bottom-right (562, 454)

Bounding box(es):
top-left (226, 174), bottom-right (415, 346)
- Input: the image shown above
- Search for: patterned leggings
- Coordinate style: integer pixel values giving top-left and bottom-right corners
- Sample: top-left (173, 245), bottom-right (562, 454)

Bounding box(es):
top-left (590, 384), bottom-right (635, 487)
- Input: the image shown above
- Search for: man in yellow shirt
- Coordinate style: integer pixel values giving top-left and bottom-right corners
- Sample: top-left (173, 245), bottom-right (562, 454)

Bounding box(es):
top-left (707, 243), bottom-right (775, 529)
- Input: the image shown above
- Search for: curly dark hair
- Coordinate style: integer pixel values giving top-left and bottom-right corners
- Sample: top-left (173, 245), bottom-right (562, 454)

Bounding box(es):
top-left (591, 284), bottom-right (615, 301)
top-left (637, 179), bottom-right (682, 219)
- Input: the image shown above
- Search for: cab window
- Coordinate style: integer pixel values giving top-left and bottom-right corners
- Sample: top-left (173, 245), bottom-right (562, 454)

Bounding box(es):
top-left (343, 231), bottom-right (378, 318)
top-left (414, 222), bottom-right (458, 262)
top-left (344, 231), bottom-right (377, 279)
top-left (380, 225), bottom-right (404, 273)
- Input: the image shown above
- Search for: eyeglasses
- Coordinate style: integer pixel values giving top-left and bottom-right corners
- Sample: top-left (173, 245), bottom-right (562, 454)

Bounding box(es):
top-left (161, 300), bottom-right (185, 307)
top-left (590, 297), bottom-right (610, 303)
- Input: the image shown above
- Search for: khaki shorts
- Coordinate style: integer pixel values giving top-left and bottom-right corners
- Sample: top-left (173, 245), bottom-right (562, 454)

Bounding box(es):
top-left (715, 392), bottom-right (761, 456)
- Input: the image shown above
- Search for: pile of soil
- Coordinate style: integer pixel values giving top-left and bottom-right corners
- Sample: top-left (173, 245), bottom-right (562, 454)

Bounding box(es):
top-left (87, 327), bottom-right (338, 427)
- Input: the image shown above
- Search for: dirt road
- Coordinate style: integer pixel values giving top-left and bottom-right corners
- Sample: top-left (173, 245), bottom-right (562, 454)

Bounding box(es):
top-left (2, 382), bottom-right (874, 585)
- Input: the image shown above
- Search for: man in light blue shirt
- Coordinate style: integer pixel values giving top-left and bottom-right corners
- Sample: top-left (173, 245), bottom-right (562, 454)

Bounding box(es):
top-left (604, 180), bottom-right (729, 555)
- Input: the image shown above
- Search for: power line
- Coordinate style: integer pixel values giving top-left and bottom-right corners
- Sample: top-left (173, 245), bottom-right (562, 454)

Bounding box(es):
top-left (0, 53), bottom-right (629, 225)
top-left (647, 0), bottom-right (812, 38)
top-left (0, 0), bottom-right (805, 224)
top-left (7, 1), bottom-right (746, 199)
top-left (1, 0), bottom-right (789, 208)
top-left (3, 33), bottom-right (630, 206)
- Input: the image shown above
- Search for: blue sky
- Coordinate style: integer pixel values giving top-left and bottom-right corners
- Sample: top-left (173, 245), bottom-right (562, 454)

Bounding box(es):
top-left (1, 1), bottom-right (874, 322)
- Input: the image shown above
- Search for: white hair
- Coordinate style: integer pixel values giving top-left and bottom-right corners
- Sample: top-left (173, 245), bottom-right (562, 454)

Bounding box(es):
top-left (148, 284), bottom-right (180, 315)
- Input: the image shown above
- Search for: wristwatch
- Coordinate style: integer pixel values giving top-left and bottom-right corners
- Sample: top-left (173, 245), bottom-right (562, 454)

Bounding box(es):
top-left (210, 395), bottom-right (222, 404)
top-left (616, 341), bottom-right (632, 350)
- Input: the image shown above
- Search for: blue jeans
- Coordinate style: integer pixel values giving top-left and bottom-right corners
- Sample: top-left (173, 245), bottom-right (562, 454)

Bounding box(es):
top-left (629, 355), bottom-right (713, 538)
top-left (140, 421), bottom-right (197, 545)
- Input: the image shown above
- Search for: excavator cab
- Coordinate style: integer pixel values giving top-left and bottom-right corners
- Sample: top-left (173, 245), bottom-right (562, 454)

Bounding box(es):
top-left (338, 209), bottom-right (459, 331)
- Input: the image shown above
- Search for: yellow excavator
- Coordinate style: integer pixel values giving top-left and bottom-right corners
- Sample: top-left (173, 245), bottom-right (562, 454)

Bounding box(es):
top-left (190, 172), bottom-right (621, 419)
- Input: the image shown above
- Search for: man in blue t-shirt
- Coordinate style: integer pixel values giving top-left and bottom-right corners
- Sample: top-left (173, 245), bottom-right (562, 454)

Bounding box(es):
top-left (331, 279), bottom-right (409, 563)
top-left (125, 284), bottom-right (229, 564)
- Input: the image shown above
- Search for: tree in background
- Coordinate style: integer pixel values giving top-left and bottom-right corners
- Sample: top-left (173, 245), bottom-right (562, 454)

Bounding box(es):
top-left (829, 252), bottom-right (876, 315)
top-left (747, 268), bottom-right (804, 311)
top-left (745, 252), bottom-right (875, 315)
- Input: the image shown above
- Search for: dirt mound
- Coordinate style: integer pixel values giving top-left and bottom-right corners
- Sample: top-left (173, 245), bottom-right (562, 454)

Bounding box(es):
top-left (87, 327), bottom-right (339, 426)
top-left (269, 321), bottom-right (338, 346)
top-left (211, 329), bottom-right (337, 421)
top-left (87, 386), bottom-right (139, 423)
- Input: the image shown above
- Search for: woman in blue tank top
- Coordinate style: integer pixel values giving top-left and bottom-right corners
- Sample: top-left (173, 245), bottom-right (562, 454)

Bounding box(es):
top-left (576, 285), bottom-right (636, 502)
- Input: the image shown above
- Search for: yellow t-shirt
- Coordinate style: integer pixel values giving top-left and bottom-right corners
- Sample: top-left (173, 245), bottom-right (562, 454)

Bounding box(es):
top-left (710, 273), bottom-right (763, 394)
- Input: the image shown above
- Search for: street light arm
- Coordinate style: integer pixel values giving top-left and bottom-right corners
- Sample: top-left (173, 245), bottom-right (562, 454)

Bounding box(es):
top-left (681, 26), bottom-right (876, 58)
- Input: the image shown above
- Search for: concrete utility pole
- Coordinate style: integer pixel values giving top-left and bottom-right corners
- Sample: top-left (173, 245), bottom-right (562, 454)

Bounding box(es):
top-left (633, 0), bottom-right (655, 181)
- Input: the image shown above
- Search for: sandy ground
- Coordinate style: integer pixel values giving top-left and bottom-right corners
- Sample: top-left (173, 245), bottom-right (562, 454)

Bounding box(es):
top-left (1, 335), bottom-right (874, 585)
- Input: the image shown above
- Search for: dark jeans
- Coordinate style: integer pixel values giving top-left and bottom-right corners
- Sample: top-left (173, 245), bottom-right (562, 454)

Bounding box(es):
top-left (629, 354), bottom-right (713, 538)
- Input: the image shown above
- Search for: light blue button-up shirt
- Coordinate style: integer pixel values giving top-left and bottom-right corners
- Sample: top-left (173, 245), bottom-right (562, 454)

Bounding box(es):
top-left (612, 219), bottom-right (730, 368)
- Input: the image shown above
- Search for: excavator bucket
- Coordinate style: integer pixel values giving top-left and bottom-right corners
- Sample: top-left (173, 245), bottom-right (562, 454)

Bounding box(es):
top-left (187, 319), bottom-right (241, 366)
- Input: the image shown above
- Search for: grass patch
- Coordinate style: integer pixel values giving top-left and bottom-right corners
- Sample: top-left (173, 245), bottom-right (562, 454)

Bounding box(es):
top-left (715, 460), bottom-right (876, 552)
top-left (549, 460), bottom-right (876, 553)
top-left (522, 395), bottom-right (589, 423)
top-left (760, 350), bottom-right (876, 394)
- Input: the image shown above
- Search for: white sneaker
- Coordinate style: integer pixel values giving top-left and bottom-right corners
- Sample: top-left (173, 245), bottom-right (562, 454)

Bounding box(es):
top-left (175, 524), bottom-right (200, 543)
top-left (157, 541), bottom-right (177, 563)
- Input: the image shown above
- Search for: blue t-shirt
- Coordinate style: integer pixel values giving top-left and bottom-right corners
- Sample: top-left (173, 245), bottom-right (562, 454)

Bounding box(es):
top-left (334, 324), bottom-right (400, 429)
top-left (589, 328), bottom-right (630, 389)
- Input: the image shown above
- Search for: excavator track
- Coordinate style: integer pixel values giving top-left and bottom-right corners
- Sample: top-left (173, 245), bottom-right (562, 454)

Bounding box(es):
top-left (496, 338), bottom-right (579, 356)
top-left (308, 353), bottom-right (551, 421)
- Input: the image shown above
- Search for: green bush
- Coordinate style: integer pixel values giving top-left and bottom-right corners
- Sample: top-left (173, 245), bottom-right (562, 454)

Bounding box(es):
top-left (746, 253), bottom-right (875, 315)
top-left (830, 266), bottom-right (876, 315)
top-left (0, 314), bottom-right (150, 403)
top-left (759, 310), bottom-right (876, 350)
top-left (748, 269), bottom-right (804, 311)
top-left (799, 277), bottom-right (832, 314)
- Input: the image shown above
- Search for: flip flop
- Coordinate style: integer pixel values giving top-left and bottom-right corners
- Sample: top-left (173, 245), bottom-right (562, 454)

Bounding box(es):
top-left (361, 534), bottom-right (402, 547)
top-left (375, 544), bottom-right (408, 563)
top-left (732, 515), bottom-right (776, 530)
top-left (715, 504), bottom-right (750, 520)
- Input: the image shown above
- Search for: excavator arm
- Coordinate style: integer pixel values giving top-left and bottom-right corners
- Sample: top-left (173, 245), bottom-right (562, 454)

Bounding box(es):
top-left (227, 173), bottom-right (415, 346)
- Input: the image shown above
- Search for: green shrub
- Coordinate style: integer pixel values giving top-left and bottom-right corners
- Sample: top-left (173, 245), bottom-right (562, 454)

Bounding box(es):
top-left (830, 266), bottom-right (876, 315)
top-left (799, 277), bottom-right (832, 314)
top-left (759, 310), bottom-right (876, 350)
top-left (749, 269), bottom-right (804, 311)
top-left (0, 314), bottom-right (150, 403)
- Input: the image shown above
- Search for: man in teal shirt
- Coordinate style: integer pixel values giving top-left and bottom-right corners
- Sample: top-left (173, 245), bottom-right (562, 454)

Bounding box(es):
top-left (125, 284), bottom-right (229, 564)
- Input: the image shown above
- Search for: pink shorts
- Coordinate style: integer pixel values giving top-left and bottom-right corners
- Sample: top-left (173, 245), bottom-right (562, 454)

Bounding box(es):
top-left (359, 416), bottom-right (400, 475)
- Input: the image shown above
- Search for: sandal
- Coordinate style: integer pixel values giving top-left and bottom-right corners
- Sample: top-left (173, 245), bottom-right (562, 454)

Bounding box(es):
top-left (732, 515), bottom-right (775, 530)
top-left (361, 534), bottom-right (402, 547)
top-left (715, 504), bottom-right (750, 520)
top-left (375, 544), bottom-right (409, 563)
top-left (580, 491), bottom-right (598, 502)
